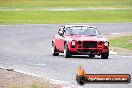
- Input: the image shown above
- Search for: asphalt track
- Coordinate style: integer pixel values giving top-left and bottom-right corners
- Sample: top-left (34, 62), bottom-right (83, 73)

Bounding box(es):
top-left (0, 23), bottom-right (132, 88)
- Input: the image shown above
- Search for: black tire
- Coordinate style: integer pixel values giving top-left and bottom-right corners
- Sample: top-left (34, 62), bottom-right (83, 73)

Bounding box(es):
top-left (52, 42), bottom-right (59, 56)
top-left (76, 75), bottom-right (86, 85)
top-left (64, 43), bottom-right (71, 58)
top-left (101, 52), bottom-right (109, 59)
top-left (89, 54), bottom-right (95, 58)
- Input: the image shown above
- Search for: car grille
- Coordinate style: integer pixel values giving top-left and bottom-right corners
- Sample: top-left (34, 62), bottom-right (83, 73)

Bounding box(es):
top-left (83, 41), bottom-right (97, 48)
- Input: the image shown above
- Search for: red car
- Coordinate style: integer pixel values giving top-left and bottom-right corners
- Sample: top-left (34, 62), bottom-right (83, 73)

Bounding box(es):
top-left (52, 25), bottom-right (109, 59)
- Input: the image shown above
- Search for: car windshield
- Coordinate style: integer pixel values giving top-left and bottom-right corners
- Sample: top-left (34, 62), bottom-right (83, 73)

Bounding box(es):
top-left (66, 26), bottom-right (99, 36)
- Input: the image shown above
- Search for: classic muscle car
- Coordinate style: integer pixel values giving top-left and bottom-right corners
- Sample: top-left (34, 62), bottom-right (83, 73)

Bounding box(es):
top-left (52, 25), bottom-right (109, 59)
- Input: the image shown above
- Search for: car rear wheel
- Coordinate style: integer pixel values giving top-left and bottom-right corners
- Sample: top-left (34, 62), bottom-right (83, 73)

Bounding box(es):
top-left (52, 42), bottom-right (59, 56)
top-left (64, 43), bottom-right (71, 58)
top-left (101, 52), bottom-right (109, 59)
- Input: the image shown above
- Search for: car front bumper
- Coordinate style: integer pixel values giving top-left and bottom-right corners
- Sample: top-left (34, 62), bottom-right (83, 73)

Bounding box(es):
top-left (70, 48), bottom-right (109, 55)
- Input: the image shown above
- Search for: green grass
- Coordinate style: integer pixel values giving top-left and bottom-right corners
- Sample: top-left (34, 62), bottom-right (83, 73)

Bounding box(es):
top-left (12, 82), bottom-right (47, 88)
top-left (30, 84), bottom-right (46, 88)
top-left (0, 0), bottom-right (132, 24)
top-left (109, 36), bottom-right (132, 50)
top-left (0, 0), bottom-right (132, 8)
top-left (0, 10), bottom-right (132, 24)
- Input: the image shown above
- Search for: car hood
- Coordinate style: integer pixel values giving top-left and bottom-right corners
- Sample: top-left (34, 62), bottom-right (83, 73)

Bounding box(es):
top-left (66, 35), bottom-right (108, 42)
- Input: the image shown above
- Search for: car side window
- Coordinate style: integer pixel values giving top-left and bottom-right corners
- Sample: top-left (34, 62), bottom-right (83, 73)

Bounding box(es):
top-left (58, 28), bottom-right (64, 36)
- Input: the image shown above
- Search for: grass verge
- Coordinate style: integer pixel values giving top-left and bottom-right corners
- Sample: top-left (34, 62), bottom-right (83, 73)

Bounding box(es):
top-left (0, 10), bottom-right (132, 24)
top-left (109, 36), bottom-right (132, 50)
top-left (0, 0), bottom-right (132, 24)
top-left (0, 0), bottom-right (132, 8)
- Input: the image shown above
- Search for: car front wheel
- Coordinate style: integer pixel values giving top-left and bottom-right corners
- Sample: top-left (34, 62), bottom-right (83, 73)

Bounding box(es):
top-left (101, 52), bottom-right (109, 59)
top-left (52, 42), bottom-right (59, 56)
top-left (64, 43), bottom-right (71, 58)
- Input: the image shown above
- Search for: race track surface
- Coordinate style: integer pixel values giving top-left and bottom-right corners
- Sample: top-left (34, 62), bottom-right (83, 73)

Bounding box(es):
top-left (0, 23), bottom-right (132, 88)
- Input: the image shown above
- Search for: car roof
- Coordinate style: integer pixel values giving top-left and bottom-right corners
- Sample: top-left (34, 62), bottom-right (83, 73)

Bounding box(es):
top-left (64, 25), bottom-right (96, 28)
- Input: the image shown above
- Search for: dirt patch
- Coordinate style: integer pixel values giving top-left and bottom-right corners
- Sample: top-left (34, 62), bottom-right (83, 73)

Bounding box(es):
top-left (0, 68), bottom-right (60, 88)
top-left (128, 40), bottom-right (132, 43)
top-left (110, 47), bottom-right (132, 56)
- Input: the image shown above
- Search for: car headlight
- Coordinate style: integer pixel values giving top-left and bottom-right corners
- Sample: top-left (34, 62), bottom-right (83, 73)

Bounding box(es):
top-left (71, 40), bottom-right (76, 46)
top-left (104, 42), bottom-right (109, 46)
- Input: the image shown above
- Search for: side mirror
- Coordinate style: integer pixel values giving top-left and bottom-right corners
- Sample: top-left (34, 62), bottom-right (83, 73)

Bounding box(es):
top-left (58, 31), bottom-right (63, 36)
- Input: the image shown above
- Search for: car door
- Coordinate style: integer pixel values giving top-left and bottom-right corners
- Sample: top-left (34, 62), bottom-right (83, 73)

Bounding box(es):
top-left (55, 29), bottom-right (64, 52)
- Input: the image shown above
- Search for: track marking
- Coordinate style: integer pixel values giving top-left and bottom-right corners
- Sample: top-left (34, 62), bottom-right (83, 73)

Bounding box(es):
top-left (32, 63), bottom-right (46, 66)
top-left (111, 33), bottom-right (120, 35)
top-left (0, 66), bottom-right (81, 88)
top-left (0, 8), bottom-right (128, 11)
top-left (109, 51), bottom-right (117, 55)
top-left (122, 56), bottom-right (132, 58)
